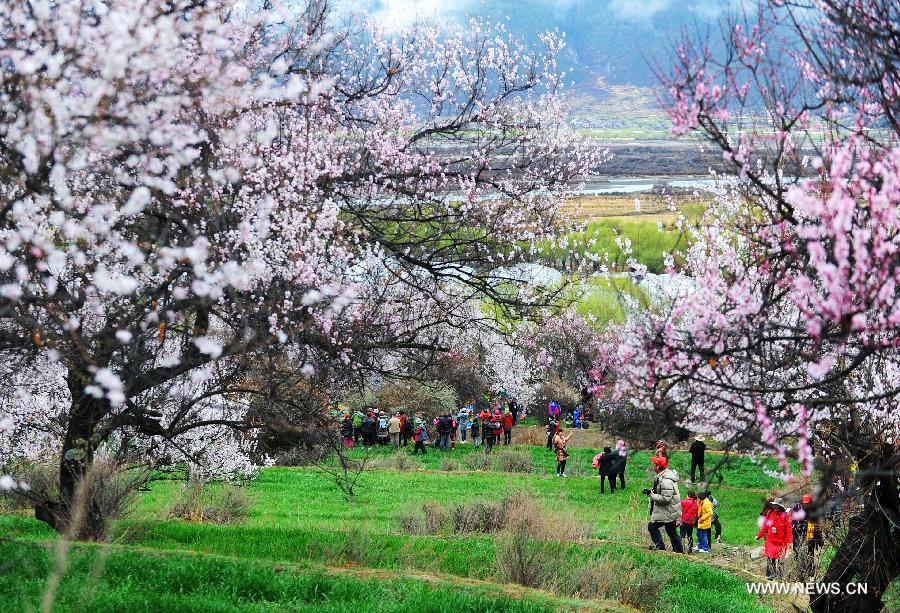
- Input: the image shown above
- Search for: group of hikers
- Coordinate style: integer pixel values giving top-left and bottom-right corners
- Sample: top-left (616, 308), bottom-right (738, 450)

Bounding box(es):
top-left (633, 437), bottom-right (823, 580)
top-left (338, 397), bottom-right (522, 454)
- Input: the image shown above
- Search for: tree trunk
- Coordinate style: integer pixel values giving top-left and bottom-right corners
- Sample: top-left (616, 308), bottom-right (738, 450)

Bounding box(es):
top-left (34, 371), bottom-right (107, 540)
top-left (810, 445), bottom-right (900, 612)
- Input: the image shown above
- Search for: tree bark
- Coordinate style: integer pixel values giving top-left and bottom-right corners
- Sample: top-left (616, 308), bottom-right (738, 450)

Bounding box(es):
top-left (810, 445), bottom-right (900, 612)
top-left (34, 370), bottom-right (107, 540)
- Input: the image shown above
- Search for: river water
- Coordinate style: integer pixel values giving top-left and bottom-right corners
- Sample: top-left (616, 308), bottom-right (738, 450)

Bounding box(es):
top-left (577, 175), bottom-right (718, 195)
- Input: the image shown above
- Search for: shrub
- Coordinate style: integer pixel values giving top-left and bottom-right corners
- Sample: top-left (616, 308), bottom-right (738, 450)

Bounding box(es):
top-left (464, 453), bottom-right (492, 471)
top-left (4, 457), bottom-right (144, 540)
top-left (572, 554), bottom-right (671, 609)
top-left (167, 480), bottom-right (251, 524)
top-left (495, 450), bottom-right (532, 473)
top-left (422, 501), bottom-right (448, 534)
top-left (510, 427), bottom-right (546, 447)
top-left (440, 458), bottom-right (459, 472)
top-left (391, 454), bottom-right (412, 471)
top-left (448, 502), bottom-right (505, 534)
top-left (495, 522), bottom-right (557, 588)
top-left (398, 492), bottom-right (589, 542)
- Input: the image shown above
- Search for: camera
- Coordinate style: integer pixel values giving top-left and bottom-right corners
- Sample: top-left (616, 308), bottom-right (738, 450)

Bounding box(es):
top-left (642, 488), bottom-right (652, 495)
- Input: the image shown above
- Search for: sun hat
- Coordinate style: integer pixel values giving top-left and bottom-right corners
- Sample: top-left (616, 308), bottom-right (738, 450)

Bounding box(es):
top-left (771, 497), bottom-right (787, 509)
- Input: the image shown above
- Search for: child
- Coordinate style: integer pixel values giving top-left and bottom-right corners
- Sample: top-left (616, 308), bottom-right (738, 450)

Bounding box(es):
top-left (696, 491), bottom-right (713, 552)
top-left (679, 491), bottom-right (698, 553)
top-left (756, 497), bottom-right (793, 579)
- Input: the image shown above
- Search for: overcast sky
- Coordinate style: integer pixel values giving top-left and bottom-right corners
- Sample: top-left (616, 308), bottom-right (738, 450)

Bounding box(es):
top-left (351, 0), bottom-right (744, 88)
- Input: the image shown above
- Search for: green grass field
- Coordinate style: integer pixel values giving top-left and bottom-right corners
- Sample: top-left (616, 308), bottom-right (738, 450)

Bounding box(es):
top-left (2, 439), bottom-right (801, 612)
top-left (540, 207), bottom-right (704, 274)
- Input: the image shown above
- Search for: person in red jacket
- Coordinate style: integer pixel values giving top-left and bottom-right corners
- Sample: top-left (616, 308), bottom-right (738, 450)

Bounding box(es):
top-left (679, 491), bottom-right (699, 553)
top-left (756, 497), bottom-right (793, 579)
top-left (501, 410), bottom-right (514, 445)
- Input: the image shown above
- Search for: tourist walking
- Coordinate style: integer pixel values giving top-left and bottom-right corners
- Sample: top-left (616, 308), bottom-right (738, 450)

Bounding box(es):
top-left (470, 415), bottom-right (481, 447)
top-left (645, 456), bottom-right (684, 552)
top-left (696, 491), bottom-right (713, 552)
top-left (598, 446), bottom-right (617, 493)
top-left (502, 409), bottom-right (513, 445)
top-left (553, 427), bottom-right (573, 477)
top-left (689, 436), bottom-right (706, 483)
top-left (792, 494), bottom-right (823, 580)
top-left (756, 497), bottom-right (793, 579)
top-left (361, 411), bottom-right (377, 447)
top-left (509, 397), bottom-right (520, 424)
top-left (679, 491), bottom-right (698, 552)
top-left (377, 411), bottom-right (389, 445)
top-left (400, 412), bottom-right (411, 447)
top-left (340, 414), bottom-right (354, 449)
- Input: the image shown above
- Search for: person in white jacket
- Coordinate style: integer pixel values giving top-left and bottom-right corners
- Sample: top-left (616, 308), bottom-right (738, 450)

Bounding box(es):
top-left (645, 455), bottom-right (684, 553)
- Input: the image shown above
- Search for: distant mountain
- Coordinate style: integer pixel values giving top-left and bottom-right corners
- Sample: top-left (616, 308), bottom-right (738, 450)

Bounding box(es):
top-left (361, 0), bottom-right (739, 126)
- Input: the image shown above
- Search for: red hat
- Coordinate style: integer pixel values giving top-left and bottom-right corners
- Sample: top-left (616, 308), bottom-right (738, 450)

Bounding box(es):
top-left (650, 456), bottom-right (668, 470)
top-left (802, 494), bottom-right (813, 504)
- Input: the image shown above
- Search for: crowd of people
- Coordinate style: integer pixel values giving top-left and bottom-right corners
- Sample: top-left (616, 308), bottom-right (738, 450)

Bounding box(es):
top-left (337, 396), bottom-right (523, 455)
top-left (338, 397), bottom-right (825, 581)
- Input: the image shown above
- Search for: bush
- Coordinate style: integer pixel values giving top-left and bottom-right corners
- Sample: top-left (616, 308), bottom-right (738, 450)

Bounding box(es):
top-left (495, 523), bottom-right (557, 588)
top-left (440, 458), bottom-right (460, 472)
top-left (422, 501), bottom-right (448, 534)
top-left (3, 457), bottom-right (144, 540)
top-left (167, 480), bottom-right (251, 524)
top-left (398, 492), bottom-right (589, 542)
top-left (391, 454), bottom-right (412, 471)
top-left (495, 450), bottom-right (532, 473)
top-left (571, 554), bottom-right (671, 609)
top-left (464, 453), bottom-right (492, 471)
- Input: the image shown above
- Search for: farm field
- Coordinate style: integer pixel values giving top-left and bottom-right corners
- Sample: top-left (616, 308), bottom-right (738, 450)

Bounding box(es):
top-left (2, 436), bottom-right (804, 612)
top-left (541, 196), bottom-right (706, 273)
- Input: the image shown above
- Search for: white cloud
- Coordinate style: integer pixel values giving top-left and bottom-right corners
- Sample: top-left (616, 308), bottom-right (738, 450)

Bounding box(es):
top-left (353, 0), bottom-right (476, 32)
top-left (608, 0), bottom-right (736, 21)
top-left (607, 0), bottom-right (672, 21)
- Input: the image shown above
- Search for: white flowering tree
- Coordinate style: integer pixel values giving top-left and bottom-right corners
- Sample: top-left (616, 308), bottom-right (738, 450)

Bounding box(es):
top-left (0, 0), bottom-right (597, 537)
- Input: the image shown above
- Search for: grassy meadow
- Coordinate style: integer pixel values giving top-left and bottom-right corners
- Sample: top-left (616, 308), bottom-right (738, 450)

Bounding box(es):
top-left (1, 434), bottom-right (802, 612)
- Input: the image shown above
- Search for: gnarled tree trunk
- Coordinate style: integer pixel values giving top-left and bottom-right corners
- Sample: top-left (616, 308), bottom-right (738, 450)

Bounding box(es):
top-left (34, 371), bottom-right (108, 540)
top-left (811, 444), bottom-right (900, 612)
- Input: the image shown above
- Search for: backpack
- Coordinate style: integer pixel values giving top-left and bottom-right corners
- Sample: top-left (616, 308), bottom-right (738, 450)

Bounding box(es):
top-left (592, 453), bottom-right (602, 469)
top-left (418, 425), bottom-right (428, 441)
